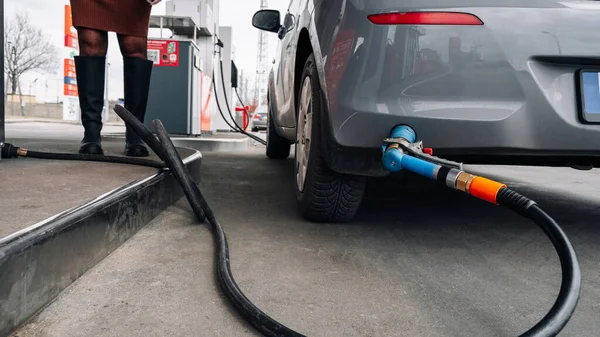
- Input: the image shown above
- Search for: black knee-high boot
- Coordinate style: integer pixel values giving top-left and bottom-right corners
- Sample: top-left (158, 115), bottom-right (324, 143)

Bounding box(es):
top-left (123, 56), bottom-right (153, 157)
top-left (75, 56), bottom-right (106, 155)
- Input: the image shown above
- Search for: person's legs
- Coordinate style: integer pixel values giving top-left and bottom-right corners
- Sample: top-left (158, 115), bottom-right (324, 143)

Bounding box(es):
top-left (75, 27), bottom-right (108, 155)
top-left (117, 35), bottom-right (148, 59)
top-left (118, 34), bottom-right (153, 157)
top-left (78, 28), bottom-right (108, 57)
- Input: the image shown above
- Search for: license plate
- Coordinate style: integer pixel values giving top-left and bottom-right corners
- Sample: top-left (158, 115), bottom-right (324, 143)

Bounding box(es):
top-left (580, 70), bottom-right (600, 123)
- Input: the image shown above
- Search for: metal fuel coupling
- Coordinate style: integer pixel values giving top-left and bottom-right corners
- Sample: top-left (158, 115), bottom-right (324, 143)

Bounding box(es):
top-left (456, 171), bottom-right (476, 193)
top-left (445, 168), bottom-right (462, 189)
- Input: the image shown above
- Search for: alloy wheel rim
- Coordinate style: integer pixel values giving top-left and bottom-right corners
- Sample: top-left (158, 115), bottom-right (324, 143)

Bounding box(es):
top-left (296, 77), bottom-right (313, 193)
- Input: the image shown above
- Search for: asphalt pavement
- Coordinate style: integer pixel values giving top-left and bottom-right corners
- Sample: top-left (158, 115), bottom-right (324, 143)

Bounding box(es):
top-left (11, 150), bottom-right (600, 337)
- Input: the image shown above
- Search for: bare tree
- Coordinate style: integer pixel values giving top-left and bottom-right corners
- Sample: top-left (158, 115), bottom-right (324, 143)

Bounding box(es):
top-left (4, 11), bottom-right (59, 95)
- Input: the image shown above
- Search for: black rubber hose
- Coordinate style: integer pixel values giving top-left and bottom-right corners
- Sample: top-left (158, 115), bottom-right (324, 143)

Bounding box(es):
top-left (113, 105), bottom-right (168, 161)
top-left (2, 143), bottom-right (165, 168)
top-left (112, 106), bottom-right (206, 222)
top-left (212, 69), bottom-right (243, 132)
top-left (26, 150), bottom-right (165, 168)
top-left (219, 59), bottom-right (247, 133)
top-left (212, 73), bottom-right (265, 146)
top-left (497, 188), bottom-right (581, 337)
top-left (211, 69), bottom-right (264, 146)
top-left (152, 119), bottom-right (305, 337)
top-left (213, 61), bottom-right (266, 145)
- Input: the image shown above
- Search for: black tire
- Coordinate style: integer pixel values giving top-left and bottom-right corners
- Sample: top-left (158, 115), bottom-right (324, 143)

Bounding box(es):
top-left (295, 54), bottom-right (366, 222)
top-left (266, 103), bottom-right (291, 159)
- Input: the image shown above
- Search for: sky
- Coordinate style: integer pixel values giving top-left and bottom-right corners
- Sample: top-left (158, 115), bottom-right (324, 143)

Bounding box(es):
top-left (5, 0), bottom-right (289, 101)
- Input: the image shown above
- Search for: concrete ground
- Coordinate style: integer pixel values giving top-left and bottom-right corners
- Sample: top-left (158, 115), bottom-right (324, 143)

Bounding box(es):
top-left (0, 139), bottom-right (162, 238)
top-left (5, 120), bottom-right (125, 141)
top-left (11, 150), bottom-right (599, 337)
top-left (0, 121), bottom-right (265, 239)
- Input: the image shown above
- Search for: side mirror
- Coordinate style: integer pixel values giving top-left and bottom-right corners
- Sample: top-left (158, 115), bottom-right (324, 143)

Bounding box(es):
top-left (252, 10), bottom-right (281, 33)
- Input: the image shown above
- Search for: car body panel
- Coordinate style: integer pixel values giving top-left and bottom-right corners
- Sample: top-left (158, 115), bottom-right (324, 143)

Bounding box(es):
top-left (265, 0), bottom-right (600, 175)
top-left (269, 0), bottom-right (312, 129)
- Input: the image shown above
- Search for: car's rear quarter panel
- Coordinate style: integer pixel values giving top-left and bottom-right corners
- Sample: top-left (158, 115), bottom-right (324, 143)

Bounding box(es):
top-left (312, 0), bottom-right (600, 160)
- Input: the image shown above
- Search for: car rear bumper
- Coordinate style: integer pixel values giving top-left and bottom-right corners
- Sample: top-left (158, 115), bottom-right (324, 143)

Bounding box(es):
top-left (329, 61), bottom-right (600, 156)
top-left (252, 121), bottom-right (267, 128)
top-left (328, 106), bottom-right (600, 167)
top-left (313, 1), bottom-right (600, 175)
top-left (320, 61), bottom-right (600, 175)
top-left (322, 104), bottom-right (600, 176)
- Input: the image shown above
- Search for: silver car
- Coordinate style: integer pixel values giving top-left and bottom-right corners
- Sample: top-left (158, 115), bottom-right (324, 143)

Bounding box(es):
top-left (251, 105), bottom-right (268, 132)
top-left (253, 0), bottom-right (600, 222)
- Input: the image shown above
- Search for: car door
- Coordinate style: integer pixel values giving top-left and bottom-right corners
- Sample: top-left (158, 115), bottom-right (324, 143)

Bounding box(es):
top-left (270, 11), bottom-right (286, 127)
top-left (277, 0), bottom-right (302, 127)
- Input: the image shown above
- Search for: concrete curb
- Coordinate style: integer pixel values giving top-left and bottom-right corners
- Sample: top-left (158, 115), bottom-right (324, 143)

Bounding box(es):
top-left (0, 149), bottom-right (202, 336)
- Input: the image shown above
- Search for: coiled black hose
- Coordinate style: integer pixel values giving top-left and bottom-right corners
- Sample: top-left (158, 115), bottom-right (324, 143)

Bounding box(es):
top-left (113, 110), bottom-right (303, 336)
top-left (496, 188), bottom-right (580, 337)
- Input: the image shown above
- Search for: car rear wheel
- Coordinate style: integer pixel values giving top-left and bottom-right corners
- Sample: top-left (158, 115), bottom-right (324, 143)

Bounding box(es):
top-left (266, 104), bottom-right (291, 159)
top-left (295, 54), bottom-right (366, 222)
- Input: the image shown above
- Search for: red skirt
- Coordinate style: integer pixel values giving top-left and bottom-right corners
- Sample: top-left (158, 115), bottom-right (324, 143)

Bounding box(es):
top-left (70, 0), bottom-right (152, 37)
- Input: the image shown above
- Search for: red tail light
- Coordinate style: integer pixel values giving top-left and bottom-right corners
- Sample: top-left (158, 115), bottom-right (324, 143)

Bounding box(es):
top-left (367, 12), bottom-right (483, 26)
top-left (253, 114), bottom-right (261, 119)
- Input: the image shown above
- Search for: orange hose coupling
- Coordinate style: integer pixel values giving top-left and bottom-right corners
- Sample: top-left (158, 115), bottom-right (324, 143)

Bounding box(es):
top-left (468, 176), bottom-right (506, 204)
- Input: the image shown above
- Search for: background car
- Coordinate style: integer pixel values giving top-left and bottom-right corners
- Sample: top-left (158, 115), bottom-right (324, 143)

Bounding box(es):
top-left (253, 0), bottom-right (600, 222)
top-left (251, 105), bottom-right (268, 132)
